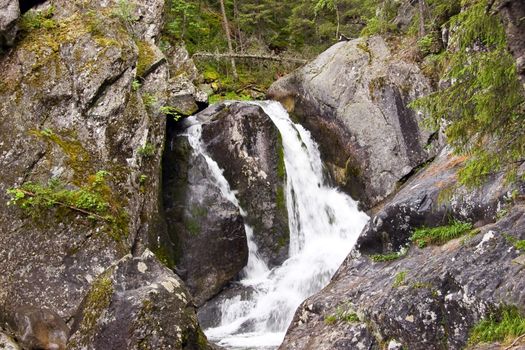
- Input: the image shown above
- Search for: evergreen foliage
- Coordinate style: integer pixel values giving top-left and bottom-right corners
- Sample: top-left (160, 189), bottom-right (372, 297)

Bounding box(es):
top-left (410, 0), bottom-right (525, 186)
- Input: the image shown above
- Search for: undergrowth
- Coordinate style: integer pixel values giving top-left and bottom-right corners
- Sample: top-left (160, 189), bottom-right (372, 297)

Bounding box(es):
top-left (469, 306), bottom-right (525, 345)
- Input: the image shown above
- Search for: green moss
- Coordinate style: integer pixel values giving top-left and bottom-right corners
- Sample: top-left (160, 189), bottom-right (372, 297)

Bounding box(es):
top-left (325, 302), bottom-right (360, 325)
top-left (152, 245), bottom-right (176, 270)
top-left (370, 247), bottom-right (408, 263)
top-left (7, 171), bottom-right (129, 241)
top-left (31, 128), bottom-right (92, 184)
top-left (393, 271), bottom-right (407, 288)
top-left (136, 40), bottom-right (157, 77)
top-left (137, 142), bottom-right (156, 158)
top-left (276, 134), bottom-right (286, 181)
top-left (410, 221), bottom-right (473, 248)
top-left (19, 6), bottom-right (57, 32)
top-left (469, 306), bottom-right (525, 345)
top-left (185, 218), bottom-right (201, 236)
top-left (79, 273), bottom-right (114, 344)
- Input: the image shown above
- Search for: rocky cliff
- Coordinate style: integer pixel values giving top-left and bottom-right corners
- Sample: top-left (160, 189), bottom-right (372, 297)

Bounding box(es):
top-left (0, 0), bottom-right (211, 348)
top-left (268, 35), bottom-right (438, 209)
top-left (270, 3), bottom-right (525, 349)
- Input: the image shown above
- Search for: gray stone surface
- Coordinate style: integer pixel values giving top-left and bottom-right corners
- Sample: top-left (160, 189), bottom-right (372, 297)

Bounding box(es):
top-left (1, 305), bottom-right (69, 350)
top-left (68, 250), bottom-right (211, 350)
top-left (0, 1), bottom-right (212, 348)
top-left (279, 149), bottom-right (525, 350)
top-left (268, 36), bottom-right (437, 209)
top-left (0, 0), bottom-right (19, 48)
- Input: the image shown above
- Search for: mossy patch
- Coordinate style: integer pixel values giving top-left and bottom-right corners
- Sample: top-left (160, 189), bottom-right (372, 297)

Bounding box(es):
top-left (71, 271), bottom-right (114, 347)
top-left (31, 128), bottom-right (92, 184)
top-left (7, 171), bottom-right (129, 241)
top-left (136, 40), bottom-right (157, 77)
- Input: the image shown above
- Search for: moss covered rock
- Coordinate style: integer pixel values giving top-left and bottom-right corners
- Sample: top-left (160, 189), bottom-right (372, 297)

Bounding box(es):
top-left (69, 250), bottom-right (212, 350)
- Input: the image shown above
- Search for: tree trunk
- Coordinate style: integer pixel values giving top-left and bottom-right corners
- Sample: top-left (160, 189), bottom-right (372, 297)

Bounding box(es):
top-left (418, 0), bottom-right (426, 37)
top-left (335, 1), bottom-right (340, 40)
top-left (219, 0), bottom-right (238, 80)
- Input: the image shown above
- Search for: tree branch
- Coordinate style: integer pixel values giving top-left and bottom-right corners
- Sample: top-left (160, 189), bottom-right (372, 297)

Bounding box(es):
top-left (192, 52), bottom-right (308, 64)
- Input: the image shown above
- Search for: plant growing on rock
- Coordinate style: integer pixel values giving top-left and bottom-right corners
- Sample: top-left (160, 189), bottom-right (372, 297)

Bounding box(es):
top-left (370, 246), bottom-right (408, 262)
top-left (468, 306), bottom-right (525, 345)
top-left (410, 221), bottom-right (473, 248)
top-left (7, 171), bottom-right (128, 240)
top-left (410, 0), bottom-right (525, 187)
top-left (137, 143), bottom-right (156, 158)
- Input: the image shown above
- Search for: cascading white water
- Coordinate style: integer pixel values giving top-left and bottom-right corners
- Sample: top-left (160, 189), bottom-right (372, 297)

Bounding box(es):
top-left (186, 101), bottom-right (369, 349)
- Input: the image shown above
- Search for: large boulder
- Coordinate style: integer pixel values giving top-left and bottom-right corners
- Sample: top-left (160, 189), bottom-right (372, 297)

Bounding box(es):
top-left (0, 0), bottom-right (19, 49)
top-left (268, 36), bottom-right (437, 209)
top-left (0, 1), bottom-right (212, 348)
top-left (279, 152), bottom-right (525, 350)
top-left (163, 119), bottom-right (248, 306)
top-left (68, 250), bottom-right (212, 350)
top-left (200, 102), bottom-right (289, 267)
top-left (357, 148), bottom-right (521, 254)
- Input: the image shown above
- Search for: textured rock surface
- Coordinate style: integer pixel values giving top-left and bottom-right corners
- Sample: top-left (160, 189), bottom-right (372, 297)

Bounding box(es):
top-left (357, 148), bottom-right (521, 254)
top-left (200, 102), bottom-right (289, 267)
top-left (0, 0), bottom-right (166, 319)
top-left (0, 0), bottom-right (19, 48)
top-left (68, 250), bottom-right (211, 350)
top-left (280, 151), bottom-right (525, 350)
top-left (0, 331), bottom-right (20, 350)
top-left (268, 36), bottom-right (437, 209)
top-left (0, 0), bottom-right (211, 349)
top-left (1, 305), bottom-right (69, 350)
top-left (163, 120), bottom-right (248, 306)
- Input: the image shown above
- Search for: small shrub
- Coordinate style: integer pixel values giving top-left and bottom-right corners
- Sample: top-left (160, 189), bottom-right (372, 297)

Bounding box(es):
top-left (411, 221), bottom-right (473, 248)
top-left (159, 106), bottom-right (182, 121)
top-left (112, 0), bottom-right (137, 30)
top-left (137, 143), bottom-right (155, 158)
top-left (469, 306), bottom-right (525, 345)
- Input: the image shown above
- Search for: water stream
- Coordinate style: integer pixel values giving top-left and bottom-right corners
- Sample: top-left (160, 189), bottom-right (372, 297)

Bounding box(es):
top-left (185, 101), bottom-right (369, 349)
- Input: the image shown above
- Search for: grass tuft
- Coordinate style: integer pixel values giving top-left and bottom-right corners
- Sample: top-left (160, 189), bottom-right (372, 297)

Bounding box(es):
top-left (411, 221), bottom-right (473, 248)
top-left (469, 306), bottom-right (525, 345)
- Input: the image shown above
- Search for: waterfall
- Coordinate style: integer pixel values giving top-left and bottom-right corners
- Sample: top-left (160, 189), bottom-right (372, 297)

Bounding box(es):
top-left (186, 101), bottom-right (369, 349)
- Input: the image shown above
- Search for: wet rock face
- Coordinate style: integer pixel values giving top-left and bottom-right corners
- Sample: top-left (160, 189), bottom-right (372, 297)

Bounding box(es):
top-left (280, 151), bottom-right (525, 350)
top-left (268, 36), bottom-right (437, 209)
top-left (0, 0), bottom-right (19, 48)
top-left (199, 102), bottom-right (289, 267)
top-left (163, 125), bottom-right (248, 306)
top-left (68, 250), bottom-right (212, 350)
